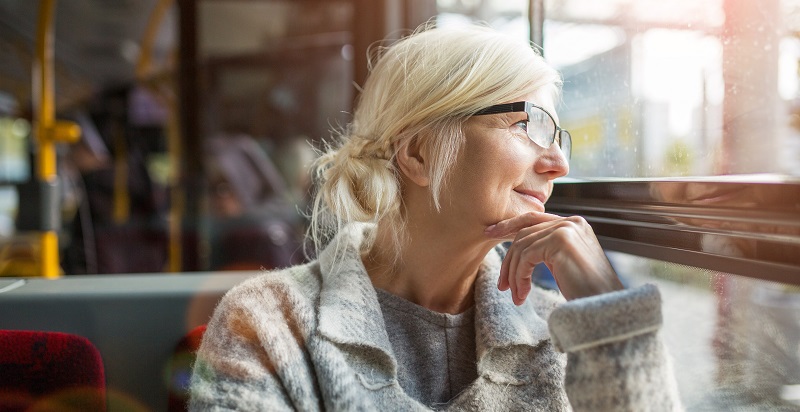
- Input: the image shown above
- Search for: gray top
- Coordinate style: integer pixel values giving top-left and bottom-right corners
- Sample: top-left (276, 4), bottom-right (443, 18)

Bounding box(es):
top-left (376, 288), bottom-right (477, 409)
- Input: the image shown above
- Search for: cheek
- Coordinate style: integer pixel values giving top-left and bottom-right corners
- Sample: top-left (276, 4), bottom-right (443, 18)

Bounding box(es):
top-left (471, 151), bottom-right (532, 215)
top-left (452, 127), bottom-right (536, 220)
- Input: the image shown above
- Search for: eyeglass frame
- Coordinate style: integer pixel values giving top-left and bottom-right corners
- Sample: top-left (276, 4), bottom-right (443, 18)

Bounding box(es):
top-left (472, 101), bottom-right (572, 159)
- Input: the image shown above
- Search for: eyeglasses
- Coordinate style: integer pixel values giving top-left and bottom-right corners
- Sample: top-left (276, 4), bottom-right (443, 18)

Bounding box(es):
top-left (473, 101), bottom-right (572, 159)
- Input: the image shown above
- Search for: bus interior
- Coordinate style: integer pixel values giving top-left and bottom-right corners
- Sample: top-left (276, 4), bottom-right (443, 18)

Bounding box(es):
top-left (1, 0), bottom-right (799, 411)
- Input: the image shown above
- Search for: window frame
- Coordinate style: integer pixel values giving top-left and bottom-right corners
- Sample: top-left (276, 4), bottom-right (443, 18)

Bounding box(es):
top-left (535, 1), bottom-right (800, 282)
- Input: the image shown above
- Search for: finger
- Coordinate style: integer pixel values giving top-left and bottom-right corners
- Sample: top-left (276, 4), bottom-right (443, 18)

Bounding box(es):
top-left (499, 223), bottom-right (555, 297)
top-left (485, 212), bottom-right (562, 239)
top-left (512, 217), bottom-right (573, 241)
top-left (507, 239), bottom-right (520, 300)
top-left (503, 232), bottom-right (538, 304)
top-left (513, 248), bottom-right (538, 305)
top-left (498, 248), bottom-right (510, 291)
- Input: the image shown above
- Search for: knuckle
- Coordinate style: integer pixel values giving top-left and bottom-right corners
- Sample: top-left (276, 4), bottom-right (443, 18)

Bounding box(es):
top-left (566, 215), bottom-right (587, 225)
top-left (552, 226), bottom-right (576, 242)
top-left (520, 245), bottom-right (537, 260)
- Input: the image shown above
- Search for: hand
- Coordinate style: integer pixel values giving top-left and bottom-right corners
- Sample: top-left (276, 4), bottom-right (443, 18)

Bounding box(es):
top-left (485, 212), bottom-right (624, 304)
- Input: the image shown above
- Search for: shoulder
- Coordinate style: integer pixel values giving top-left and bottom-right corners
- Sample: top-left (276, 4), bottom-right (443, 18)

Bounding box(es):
top-left (221, 261), bottom-right (323, 307)
top-left (208, 261), bottom-right (323, 334)
top-left (193, 262), bottom-right (327, 409)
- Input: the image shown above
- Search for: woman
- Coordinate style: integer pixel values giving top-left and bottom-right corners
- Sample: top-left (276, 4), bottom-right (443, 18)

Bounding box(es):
top-left (190, 23), bottom-right (681, 411)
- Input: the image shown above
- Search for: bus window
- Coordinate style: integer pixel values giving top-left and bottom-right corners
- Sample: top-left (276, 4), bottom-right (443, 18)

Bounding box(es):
top-left (196, 0), bottom-right (354, 271)
top-left (436, 0), bottom-right (530, 36)
top-left (610, 251), bottom-right (800, 410)
top-left (544, 0), bottom-right (800, 178)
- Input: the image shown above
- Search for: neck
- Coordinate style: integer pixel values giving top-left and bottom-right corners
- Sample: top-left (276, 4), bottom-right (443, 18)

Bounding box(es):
top-left (364, 220), bottom-right (493, 315)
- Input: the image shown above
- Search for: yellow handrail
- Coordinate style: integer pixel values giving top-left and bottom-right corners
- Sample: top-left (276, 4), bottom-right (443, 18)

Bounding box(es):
top-left (137, 0), bottom-right (183, 273)
top-left (136, 0), bottom-right (175, 81)
top-left (33, 0), bottom-right (80, 278)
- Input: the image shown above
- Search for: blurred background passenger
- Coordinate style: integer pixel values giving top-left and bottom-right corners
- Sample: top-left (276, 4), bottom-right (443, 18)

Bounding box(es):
top-left (205, 133), bottom-right (304, 271)
top-left (61, 89), bottom-right (168, 275)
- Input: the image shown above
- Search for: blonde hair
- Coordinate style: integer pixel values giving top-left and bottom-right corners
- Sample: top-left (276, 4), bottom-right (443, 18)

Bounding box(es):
top-left (309, 23), bottom-right (562, 257)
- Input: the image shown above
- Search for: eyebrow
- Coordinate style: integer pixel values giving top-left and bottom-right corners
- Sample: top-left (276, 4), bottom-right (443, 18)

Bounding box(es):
top-left (475, 112), bottom-right (523, 125)
top-left (500, 111), bottom-right (528, 122)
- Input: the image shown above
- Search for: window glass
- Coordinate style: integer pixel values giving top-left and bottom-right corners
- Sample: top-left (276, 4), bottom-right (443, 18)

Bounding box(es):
top-left (436, 0), bottom-right (530, 36)
top-left (545, 0), bottom-right (800, 178)
top-left (0, 115), bottom-right (29, 184)
top-left (197, 0), bottom-right (353, 272)
top-left (610, 250), bottom-right (800, 409)
top-left (0, 1), bottom-right (354, 275)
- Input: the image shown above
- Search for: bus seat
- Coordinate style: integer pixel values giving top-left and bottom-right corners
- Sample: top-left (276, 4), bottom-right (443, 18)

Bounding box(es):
top-left (167, 324), bottom-right (206, 412)
top-left (0, 330), bottom-right (106, 411)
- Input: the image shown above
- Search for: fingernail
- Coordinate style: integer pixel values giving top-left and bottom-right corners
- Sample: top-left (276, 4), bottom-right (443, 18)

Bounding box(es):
top-left (485, 224), bottom-right (496, 234)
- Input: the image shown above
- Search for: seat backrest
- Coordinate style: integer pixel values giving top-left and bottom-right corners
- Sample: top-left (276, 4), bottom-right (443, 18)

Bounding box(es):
top-left (0, 330), bottom-right (106, 412)
top-left (167, 324), bottom-right (207, 412)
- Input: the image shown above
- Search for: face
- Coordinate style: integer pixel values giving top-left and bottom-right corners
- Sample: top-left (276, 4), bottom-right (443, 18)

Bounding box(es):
top-left (436, 91), bottom-right (570, 233)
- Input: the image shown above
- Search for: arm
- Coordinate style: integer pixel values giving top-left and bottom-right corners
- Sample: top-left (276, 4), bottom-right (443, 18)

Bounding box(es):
top-left (487, 212), bottom-right (682, 410)
top-left (548, 284), bottom-right (683, 412)
top-left (189, 281), bottom-right (321, 411)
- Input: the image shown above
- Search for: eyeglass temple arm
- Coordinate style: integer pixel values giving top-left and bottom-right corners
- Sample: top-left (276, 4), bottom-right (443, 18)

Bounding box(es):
top-left (473, 102), bottom-right (528, 116)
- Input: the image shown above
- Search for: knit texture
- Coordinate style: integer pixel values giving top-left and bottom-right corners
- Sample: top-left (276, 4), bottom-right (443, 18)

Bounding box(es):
top-left (376, 288), bottom-right (477, 408)
top-left (189, 224), bottom-right (682, 411)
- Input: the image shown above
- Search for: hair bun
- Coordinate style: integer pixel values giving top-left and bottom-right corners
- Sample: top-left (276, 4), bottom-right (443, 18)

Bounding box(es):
top-left (318, 145), bottom-right (399, 223)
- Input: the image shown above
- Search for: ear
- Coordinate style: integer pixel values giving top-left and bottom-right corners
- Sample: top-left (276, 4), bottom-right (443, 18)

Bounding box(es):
top-left (395, 137), bottom-right (430, 187)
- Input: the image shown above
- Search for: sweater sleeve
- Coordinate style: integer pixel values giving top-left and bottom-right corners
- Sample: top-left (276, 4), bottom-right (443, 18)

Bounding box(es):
top-left (548, 284), bottom-right (683, 412)
top-left (188, 278), bottom-right (321, 412)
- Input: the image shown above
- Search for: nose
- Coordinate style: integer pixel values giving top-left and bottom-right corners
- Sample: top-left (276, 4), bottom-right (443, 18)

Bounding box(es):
top-left (534, 143), bottom-right (569, 180)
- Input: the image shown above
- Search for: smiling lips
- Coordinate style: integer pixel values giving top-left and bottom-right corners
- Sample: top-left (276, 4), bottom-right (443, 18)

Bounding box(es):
top-left (513, 188), bottom-right (547, 210)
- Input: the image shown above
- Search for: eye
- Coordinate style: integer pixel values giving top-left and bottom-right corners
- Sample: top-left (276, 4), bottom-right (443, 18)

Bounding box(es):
top-left (512, 120), bottom-right (528, 134)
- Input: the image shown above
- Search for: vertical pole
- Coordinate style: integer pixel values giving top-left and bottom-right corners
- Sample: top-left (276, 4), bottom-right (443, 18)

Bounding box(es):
top-left (352, 0), bottom-right (404, 98)
top-left (529, 0), bottom-right (545, 54)
top-left (721, 0), bottom-right (781, 174)
top-left (33, 0), bottom-right (59, 279)
top-left (138, 0), bottom-right (181, 272)
top-left (177, 0), bottom-right (201, 271)
top-left (716, 0), bottom-right (781, 389)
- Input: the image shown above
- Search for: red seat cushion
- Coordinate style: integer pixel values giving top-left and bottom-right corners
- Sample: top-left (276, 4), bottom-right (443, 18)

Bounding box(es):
top-left (0, 330), bottom-right (106, 412)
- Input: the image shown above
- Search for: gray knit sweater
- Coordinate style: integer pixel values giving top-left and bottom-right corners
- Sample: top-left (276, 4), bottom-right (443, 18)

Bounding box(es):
top-left (190, 224), bottom-right (682, 411)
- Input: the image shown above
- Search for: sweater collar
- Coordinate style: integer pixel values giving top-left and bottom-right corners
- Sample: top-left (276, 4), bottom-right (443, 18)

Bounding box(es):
top-left (316, 225), bottom-right (551, 380)
top-left (316, 224), bottom-right (397, 377)
top-left (472, 249), bottom-right (552, 382)
top-left (473, 249), bottom-right (551, 357)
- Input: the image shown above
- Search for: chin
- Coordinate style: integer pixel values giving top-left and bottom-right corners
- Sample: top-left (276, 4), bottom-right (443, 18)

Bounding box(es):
top-left (509, 202), bottom-right (542, 217)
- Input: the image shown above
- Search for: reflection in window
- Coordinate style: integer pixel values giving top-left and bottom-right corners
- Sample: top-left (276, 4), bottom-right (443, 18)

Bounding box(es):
top-left (610, 251), bottom-right (800, 410)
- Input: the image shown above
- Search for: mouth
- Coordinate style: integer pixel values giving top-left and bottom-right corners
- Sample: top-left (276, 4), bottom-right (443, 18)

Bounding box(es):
top-left (513, 188), bottom-right (547, 211)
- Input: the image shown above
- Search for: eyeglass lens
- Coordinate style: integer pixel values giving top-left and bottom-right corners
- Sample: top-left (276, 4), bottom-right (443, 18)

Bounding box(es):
top-left (527, 109), bottom-right (552, 148)
top-left (527, 107), bottom-right (571, 159)
top-left (559, 130), bottom-right (572, 159)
